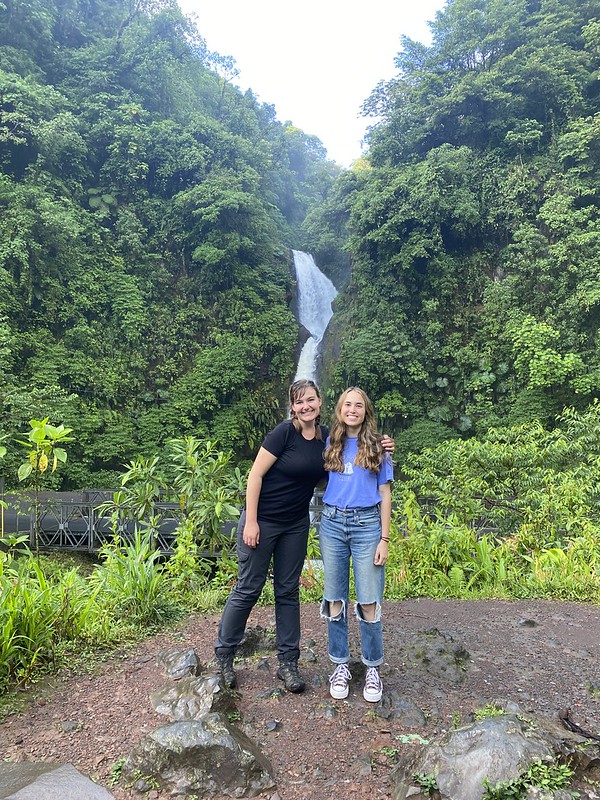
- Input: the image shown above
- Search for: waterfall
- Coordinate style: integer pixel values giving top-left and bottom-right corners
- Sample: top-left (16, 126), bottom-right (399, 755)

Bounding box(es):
top-left (292, 250), bottom-right (338, 383)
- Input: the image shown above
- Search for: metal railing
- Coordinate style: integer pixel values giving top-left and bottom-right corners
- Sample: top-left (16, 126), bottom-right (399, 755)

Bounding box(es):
top-left (1, 488), bottom-right (508, 556)
top-left (1, 489), bottom-right (329, 555)
top-left (0, 491), bottom-right (236, 555)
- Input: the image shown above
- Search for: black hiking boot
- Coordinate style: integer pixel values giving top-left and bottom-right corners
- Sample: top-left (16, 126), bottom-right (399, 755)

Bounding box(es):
top-left (277, 660), bottom-right (305, 693)
top-left (216, 652), bottom-right (237, 689)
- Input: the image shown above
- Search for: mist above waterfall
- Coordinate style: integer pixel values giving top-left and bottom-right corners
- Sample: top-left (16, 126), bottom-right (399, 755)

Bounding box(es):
top-left (292, 250), bottom-right (337, 383)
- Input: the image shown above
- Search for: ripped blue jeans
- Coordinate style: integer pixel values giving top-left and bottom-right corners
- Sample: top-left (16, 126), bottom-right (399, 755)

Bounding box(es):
top-left (319, 503), bottom-right (384, 666)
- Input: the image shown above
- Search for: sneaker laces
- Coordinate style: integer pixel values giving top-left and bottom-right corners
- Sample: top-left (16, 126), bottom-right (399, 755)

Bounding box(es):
top-left (329, 663), bottom-right (351, 690)
top-left (364, 667), bottom-right (381, 693)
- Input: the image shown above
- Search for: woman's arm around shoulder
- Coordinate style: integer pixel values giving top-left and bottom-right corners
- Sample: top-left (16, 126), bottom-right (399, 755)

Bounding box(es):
top-left (381, 434), bottom-right (395, 454)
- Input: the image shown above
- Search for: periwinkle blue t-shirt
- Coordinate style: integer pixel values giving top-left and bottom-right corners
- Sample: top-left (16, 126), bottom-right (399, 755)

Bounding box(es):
top-left (322, 437), bottom-right (394, 509)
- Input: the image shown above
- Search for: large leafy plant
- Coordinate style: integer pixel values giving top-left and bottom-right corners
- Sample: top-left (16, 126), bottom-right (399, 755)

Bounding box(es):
top-left (15, 419), bottom-right (74, 553)
top-left (99, 436), bottom-right (242, 554)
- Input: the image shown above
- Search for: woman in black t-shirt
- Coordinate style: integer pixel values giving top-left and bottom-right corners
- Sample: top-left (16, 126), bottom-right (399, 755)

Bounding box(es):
top-left (215, 378), bottom-right (326, 693)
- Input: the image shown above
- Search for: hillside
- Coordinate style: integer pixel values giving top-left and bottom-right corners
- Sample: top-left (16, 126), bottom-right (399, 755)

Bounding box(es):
top-left (306, 0), bottom-right (600, 449)
top-left (0, 0), bottom-right (339, 487)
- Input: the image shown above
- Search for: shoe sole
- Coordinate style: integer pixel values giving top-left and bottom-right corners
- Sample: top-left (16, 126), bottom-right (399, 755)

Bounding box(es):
top-left (330, 685), bottom-right (349, 700)
top-left (363, 688), bottom-right (383, 702)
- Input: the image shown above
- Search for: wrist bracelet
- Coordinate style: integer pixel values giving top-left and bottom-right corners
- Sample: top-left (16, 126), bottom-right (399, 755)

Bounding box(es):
top-left (380, 537), bottom-right (390, 542)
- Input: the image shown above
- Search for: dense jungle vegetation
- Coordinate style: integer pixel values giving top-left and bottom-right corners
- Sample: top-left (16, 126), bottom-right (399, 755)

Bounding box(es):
top-left (308, 0), bottom-right (600, 457)
top-left (1, 0), bottom-right (600, 693)
top-left (2, 0), bottom-right (600, 487)
top-left (0, 0), bottom-right (339, 488)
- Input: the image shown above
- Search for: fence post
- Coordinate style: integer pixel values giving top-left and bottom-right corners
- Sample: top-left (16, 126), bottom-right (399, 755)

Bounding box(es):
top-left (88, 503), bottom-right (95, 552)
top-left (29, 500), bottom-right (35, 549)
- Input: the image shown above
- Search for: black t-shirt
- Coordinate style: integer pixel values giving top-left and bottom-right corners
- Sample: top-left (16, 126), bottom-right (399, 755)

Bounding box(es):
top-left (257, 421), bottom-right (328, 524)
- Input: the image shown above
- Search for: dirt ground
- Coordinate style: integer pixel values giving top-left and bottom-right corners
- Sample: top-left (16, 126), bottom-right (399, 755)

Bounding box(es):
top-left (1, 598), bottom-right (600, 800)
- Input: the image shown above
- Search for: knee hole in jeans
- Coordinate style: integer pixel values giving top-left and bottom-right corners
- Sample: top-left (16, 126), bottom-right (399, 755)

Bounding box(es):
top-left (320, 598), bottom-right (346, 621)
top-left (356, 601), bottom-right (381, 623)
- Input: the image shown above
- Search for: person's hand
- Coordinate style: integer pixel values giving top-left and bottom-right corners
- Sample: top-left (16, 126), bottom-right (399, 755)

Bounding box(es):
top-left (374, 539), bottom-right (389, 565)
top-left (243, 521), bottom-right (260, 548)
top-left (381, 435), bottom-right (395, 454)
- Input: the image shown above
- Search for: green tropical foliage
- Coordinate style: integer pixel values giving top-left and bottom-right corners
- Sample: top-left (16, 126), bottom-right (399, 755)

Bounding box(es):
top-left (15, 417), bottom-right (74, 552)
top-left (385, 402), bottom-right (600, 601)
top-left (99, 434), bottom-right (243, 552)
top-left (0, 0), bottom-right (339, 489)
top-left (313, 0), bottom-right (600, 446)
top-left (16, 418), bottom-right (73, 483)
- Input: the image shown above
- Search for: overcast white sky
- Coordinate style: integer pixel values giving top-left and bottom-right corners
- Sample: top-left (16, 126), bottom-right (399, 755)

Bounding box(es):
top-left (177, 0), bottom-right (447, 166)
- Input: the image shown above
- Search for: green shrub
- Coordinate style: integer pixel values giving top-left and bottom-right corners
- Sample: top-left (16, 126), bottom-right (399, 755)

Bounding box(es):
top-left (90, 529), bottom-right (174, 626)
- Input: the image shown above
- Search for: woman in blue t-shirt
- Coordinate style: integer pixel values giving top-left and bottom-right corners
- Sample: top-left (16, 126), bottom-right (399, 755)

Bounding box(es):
top-left (320, 387), bottom-right (393, 703)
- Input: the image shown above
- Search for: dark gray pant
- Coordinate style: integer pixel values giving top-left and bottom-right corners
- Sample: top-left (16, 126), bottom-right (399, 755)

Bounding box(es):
top-left (215, 509), bottom-right (309, 662)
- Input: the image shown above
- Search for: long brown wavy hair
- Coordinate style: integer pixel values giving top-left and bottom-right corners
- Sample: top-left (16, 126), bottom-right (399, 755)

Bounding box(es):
top-left (289, 379), bottom-right (323, 440)
top-left (324, 387), bottom-right (383, 472)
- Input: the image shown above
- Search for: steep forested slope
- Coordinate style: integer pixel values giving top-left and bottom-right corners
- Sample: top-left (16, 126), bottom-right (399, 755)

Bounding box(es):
top-left (0, 0), bottom-right (338, 486)
top-left (311, 0), bottom-right (600, 446)
top-left (4, 0), bottom-right (598, 485)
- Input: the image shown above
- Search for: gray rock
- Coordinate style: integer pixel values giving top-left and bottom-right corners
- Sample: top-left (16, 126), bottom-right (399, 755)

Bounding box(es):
top-left (491, 698), bottom-right (522, 714)
top-left (257, 688), bottom-right (284, 700)
top-left (237, 626), bottom-right (277, 657)
top-left (159, 647), bottom-right (200, 680)
top-left (355, 755), bottom-right (372, 777)
top-left (524, 790), bottom-right (572, 800)
top-left (403, 628), bottom-right (470, 684)
top-left (391, 713), bottom-right (600, 800)
top-left (0, 762), bottom-right (114, 799)
top-left (302, 650), bottom-right (318, 663)
top-left (375, 689), bottom-right (427, 726)
top-left (320, 703), bottom-right (338, 719)
top-left (132, 777), bottom-right (154, 792)
top-left (124, 713), bottom-right (274, 797)
top-left (59, 720), bottom-right (81, 733)
top-left (150, 673), bottom-right (225, 721)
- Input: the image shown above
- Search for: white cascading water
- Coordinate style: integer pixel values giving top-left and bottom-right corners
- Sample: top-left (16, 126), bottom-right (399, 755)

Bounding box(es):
top-left (292, 250), bottom-right (338, 383)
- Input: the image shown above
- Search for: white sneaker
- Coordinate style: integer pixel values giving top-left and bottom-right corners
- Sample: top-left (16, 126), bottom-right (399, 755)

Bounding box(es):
top-left (329, 663), bottom-right (352, 699)
top-left (363, 667), bottom-right (383, 702)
